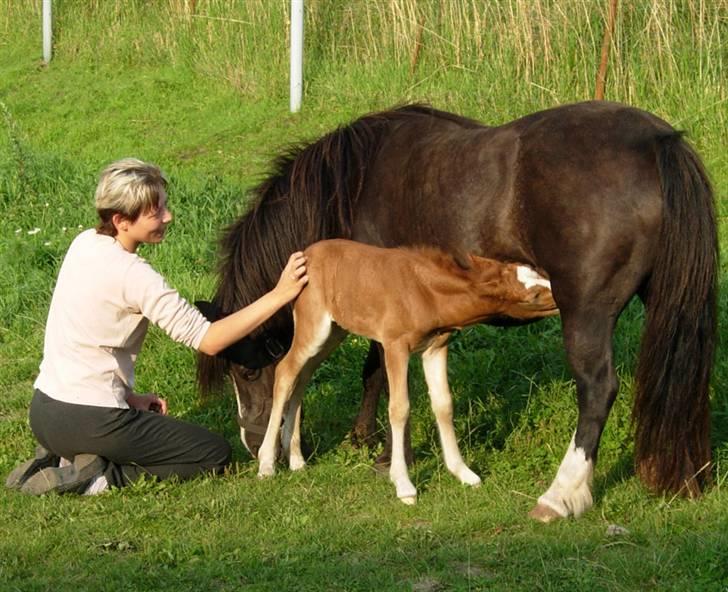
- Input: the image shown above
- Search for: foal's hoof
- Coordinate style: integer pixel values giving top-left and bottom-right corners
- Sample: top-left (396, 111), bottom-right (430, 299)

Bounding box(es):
top-left (458, 468), bottom-right (482, 487)
top-left (399, 495), bottom-right (417, 506)
top-left (528, 503), bottom-right (564, 523)
top-left (257, 463), bottom-right (275, 479)
top-left (289, 458), bottom-right (306, 472)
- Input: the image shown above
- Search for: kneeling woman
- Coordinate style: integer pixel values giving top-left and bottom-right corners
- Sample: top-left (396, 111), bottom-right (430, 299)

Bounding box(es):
top-left (7, 158), bottom-right (307, 495)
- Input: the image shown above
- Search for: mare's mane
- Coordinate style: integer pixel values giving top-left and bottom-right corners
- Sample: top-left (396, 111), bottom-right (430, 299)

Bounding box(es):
top-left (214, 105), bottom-right (483, 334)
top-left (199, 105), bottom-right (484, 391)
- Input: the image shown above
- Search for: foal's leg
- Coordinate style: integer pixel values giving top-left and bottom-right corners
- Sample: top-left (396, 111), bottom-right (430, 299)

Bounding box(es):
top-left (383, 343), bottom-right (417, 504)
top-left (422, 338), bottom-right (481, 487)
top-left (258, 310), bottom-right (335, 478)
top-left (281, 327), bottom-right (347, 471)
top-left (530, 310), bottom-right (618, 521)
top-left (257, 352), bottom-right (303, 477)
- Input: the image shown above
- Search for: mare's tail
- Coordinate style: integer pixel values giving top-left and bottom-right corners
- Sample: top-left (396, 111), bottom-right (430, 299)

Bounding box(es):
top-left (633, 132), bottom-right (718, 496)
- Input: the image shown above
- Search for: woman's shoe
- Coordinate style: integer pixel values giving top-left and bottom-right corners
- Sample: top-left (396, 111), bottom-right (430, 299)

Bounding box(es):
top-left (20, 454), bottom-right (106, 495)
top-left (5, 445), bottom-right (59, 490)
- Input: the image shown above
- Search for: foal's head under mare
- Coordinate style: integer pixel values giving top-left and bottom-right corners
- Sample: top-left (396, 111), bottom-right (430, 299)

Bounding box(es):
top-left (255, 239), bottom-right (559, 503)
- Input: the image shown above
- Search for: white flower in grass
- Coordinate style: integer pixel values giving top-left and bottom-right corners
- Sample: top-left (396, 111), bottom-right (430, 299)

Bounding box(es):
top-left (44, 241), bottom-right (51, 246)
top-left (62, 227), bottom-right (67, 232)
top-left (15, 229), bottom-right (21, 234)
top-left (28, 228), bottom-right (41, 235)
top-left (78, 224), bottom-right (83, 229)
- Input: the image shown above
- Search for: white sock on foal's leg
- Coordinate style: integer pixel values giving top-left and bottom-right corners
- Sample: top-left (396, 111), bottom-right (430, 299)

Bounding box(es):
top-left (422, 344), bottom-right (481, 488)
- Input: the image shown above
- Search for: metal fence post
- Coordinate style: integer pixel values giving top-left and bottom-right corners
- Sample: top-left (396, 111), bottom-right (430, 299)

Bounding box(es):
top-left (290, 0), bottom-right (304, 112)
top-left (42, 0), bottom-right (52, 63)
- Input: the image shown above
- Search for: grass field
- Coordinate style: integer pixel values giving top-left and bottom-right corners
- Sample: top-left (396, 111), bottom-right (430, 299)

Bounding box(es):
top-left (1, 1), bottom-right (727, 590)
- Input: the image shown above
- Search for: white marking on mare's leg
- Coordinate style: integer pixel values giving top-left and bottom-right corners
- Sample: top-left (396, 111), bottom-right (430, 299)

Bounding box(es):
top-left (516, 266), bottom-right (552, 290)
top-left (231, 377), bottom-right (250, 454)
top-left (536, 433), bottom-right (594, 518)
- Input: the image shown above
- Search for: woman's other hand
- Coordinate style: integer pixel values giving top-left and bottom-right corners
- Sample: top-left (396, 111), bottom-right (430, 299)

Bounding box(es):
top-left (127, 392), bottom-right (169, 415)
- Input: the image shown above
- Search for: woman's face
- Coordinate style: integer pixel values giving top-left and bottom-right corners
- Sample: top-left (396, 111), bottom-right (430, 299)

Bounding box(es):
top-left (115, 190), bottom-right (173, 252)
top-left (128, 191), bottom-right (173, 245)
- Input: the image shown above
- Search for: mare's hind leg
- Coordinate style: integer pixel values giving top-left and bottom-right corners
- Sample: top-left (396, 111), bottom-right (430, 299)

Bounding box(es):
top-left (530, 310), bottom-right (618, 522)
top-left (422, 336), bottom-right (481, 487)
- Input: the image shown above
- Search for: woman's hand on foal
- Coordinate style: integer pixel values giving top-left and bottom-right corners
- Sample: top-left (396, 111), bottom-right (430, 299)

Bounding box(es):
top-left (127, 392), bottom-right (168, 415)
top-left (274, 251), bottom-right (308, 303)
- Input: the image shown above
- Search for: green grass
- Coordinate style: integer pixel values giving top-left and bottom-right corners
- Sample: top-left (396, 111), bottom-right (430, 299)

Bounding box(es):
top-left (1, 1), bottom-right (728, 590)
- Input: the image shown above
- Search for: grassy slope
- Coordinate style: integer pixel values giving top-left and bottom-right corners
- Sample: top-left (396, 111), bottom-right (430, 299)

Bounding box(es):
top-left (1, 2), bottom-right (727, 590)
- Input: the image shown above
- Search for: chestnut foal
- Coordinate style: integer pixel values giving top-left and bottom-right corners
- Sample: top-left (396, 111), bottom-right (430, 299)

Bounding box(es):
top-left (257, 239), bottom-right (558, 503)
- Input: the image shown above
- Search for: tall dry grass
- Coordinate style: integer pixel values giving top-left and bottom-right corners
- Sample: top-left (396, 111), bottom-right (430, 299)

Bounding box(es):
top-left (2, 0), bottom-right (724, 103)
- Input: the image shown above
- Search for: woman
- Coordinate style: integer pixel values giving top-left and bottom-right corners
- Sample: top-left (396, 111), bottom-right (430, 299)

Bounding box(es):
top-left (6, 158), bottom-right (308, 495)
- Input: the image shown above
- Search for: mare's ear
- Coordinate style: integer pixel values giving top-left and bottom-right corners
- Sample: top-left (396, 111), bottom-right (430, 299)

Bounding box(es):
top-left (455, 252), bottom-right (472, 270)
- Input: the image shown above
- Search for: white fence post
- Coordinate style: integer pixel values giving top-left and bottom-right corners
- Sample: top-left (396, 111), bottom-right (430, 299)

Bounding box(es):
top-left (42, 0), bottom-right (52, 63)
top-left (290, 0), bottom-right (304, 113)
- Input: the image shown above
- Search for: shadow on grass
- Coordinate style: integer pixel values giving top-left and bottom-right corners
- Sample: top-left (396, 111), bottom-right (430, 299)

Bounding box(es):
top-left (179, 279), bottom-right (728, 505)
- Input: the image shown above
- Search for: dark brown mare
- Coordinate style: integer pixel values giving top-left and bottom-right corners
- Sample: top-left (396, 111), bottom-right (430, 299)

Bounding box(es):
top-left (198, 101), bottom-right (717, 521)
top-left (257, 239), bottom-right (558, 504)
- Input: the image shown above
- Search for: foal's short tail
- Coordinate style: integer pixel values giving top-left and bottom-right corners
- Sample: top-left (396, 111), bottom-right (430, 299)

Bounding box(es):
top-left (633, 132), bottom-right (718, 496)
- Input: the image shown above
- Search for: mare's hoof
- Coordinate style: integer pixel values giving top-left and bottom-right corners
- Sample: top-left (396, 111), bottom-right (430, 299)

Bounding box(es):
top-left (399, 495), bottom-right (417, 506)
top-left (374, 452), bottom-right (391, 469)
top-left (528, 503), bottom-right (563, 523)
top-left (372, 457), bottom-right (391, 476)
top-left (349, 429), bottom-right (378, 449)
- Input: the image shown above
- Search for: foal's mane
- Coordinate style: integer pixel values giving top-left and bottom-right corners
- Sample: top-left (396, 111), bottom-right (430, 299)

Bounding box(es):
top-left (198, 104), bottom-right (483, 391)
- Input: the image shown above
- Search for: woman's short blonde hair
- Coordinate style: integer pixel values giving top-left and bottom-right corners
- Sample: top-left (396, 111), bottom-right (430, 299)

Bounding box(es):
top-left (95, 158), bottom-right (168, 236)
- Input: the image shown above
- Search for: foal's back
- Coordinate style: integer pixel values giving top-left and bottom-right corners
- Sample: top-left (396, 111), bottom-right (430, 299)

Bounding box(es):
top-left (301, 239), bottom-right (557, 349)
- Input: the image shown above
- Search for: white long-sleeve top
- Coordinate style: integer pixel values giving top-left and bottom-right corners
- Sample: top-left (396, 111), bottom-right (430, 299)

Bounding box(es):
top-left (34, 229), bottom-right (211, 409)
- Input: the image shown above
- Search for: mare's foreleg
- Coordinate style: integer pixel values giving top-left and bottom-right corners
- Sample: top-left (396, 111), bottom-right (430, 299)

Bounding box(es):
top-left (422, 337), bottom-right (481, 487)
top-left (383, 343), bottom-right (417, 504)
top-left (530, 311), bottom-right (618, 521)
top-left (351, 342), bottom-right (386, 447)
